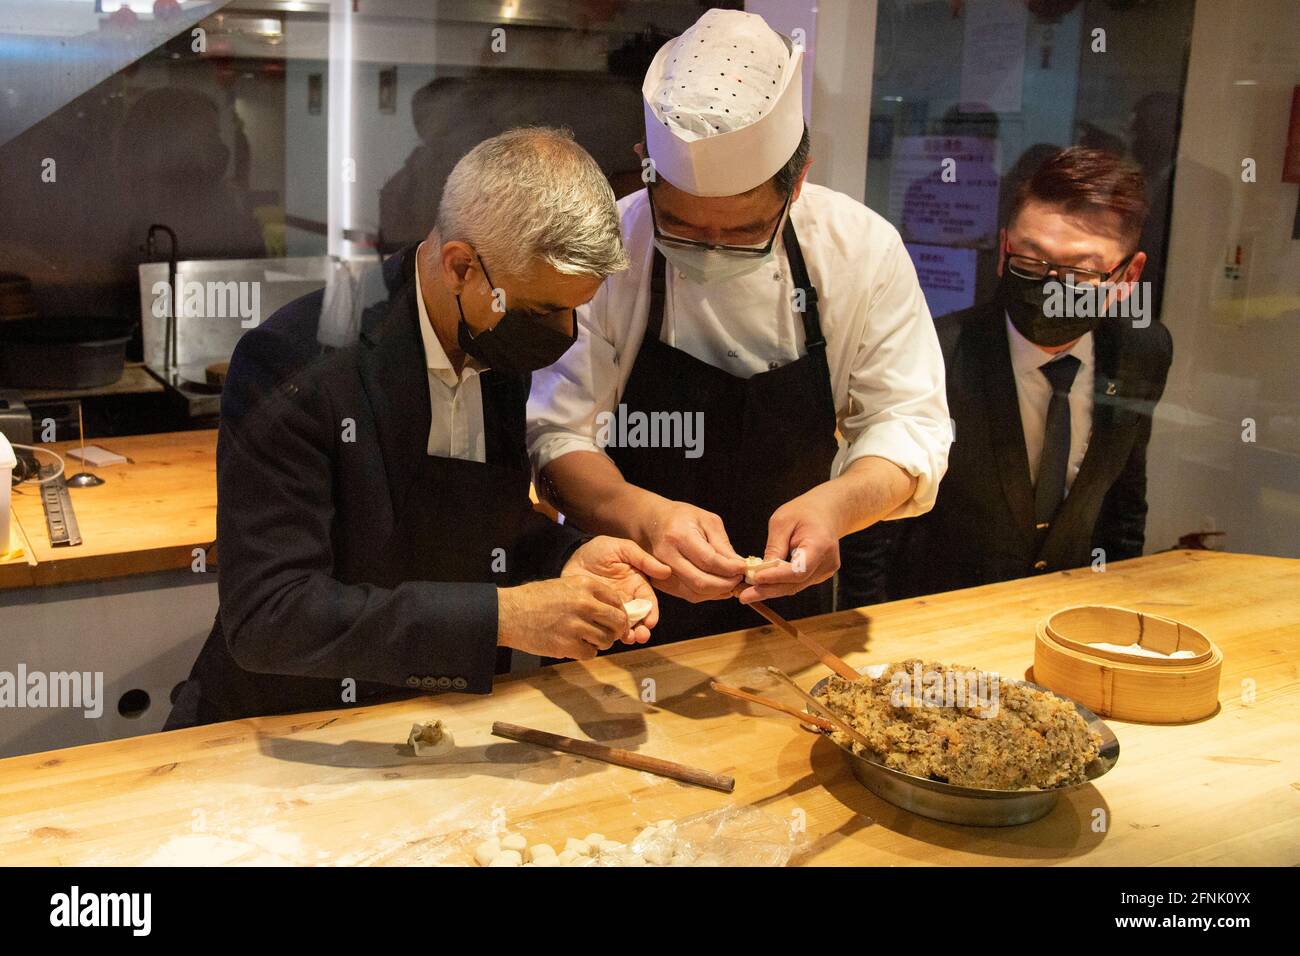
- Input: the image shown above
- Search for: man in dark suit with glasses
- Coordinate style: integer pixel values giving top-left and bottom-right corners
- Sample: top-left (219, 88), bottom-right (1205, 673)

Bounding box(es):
top-left (840, 147), bottom-right (1173, 602)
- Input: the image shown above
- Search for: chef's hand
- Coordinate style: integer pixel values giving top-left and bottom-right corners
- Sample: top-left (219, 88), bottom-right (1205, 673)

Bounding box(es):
top-left (643, 501), bottom-right (748, 603)
top-left (736, 491), bottom-right (841, 604)
top-left (497, 576), bottom-right (632, 659)
top-left (562, 536), bottom-right (672, 644)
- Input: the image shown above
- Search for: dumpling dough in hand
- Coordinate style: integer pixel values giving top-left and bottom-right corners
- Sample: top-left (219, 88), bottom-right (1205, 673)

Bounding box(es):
top-left (744, 556), bottom-right (781, 584)
top-left (623, 599), bottom-right (653, 626)
top-left (407, 720), bottom-right (455, 757)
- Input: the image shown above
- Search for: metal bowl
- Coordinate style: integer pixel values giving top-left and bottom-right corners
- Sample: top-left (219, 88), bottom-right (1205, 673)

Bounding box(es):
top-left (809, 665), bottom-right (1120, 827)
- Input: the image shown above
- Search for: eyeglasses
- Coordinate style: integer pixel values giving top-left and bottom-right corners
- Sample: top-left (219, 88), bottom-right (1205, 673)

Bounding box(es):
top-left (1006, 248), bottom-right (1135, 289)
top-left (649, 188), bottom-right (792, 257)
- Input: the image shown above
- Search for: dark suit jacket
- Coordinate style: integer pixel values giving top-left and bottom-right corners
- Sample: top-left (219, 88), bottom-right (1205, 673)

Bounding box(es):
top-left (853, 300), bottom-right (1172, 602)
top-left (166, 246), bottom-right (586, 728)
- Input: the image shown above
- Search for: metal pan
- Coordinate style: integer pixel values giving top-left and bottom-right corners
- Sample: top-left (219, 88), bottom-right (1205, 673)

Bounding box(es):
top-left (809, 664), bottom-right (1120, 827)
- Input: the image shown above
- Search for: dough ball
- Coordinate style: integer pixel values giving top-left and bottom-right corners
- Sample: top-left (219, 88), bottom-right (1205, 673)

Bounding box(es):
top-left (625, 853), bottom-right (647, 866)
top-left (488, 849), bottom-right (523, 867)
top-left (500, 833), bottom-right (527, 852)
top-left (582, 832), bottom-right (606, 846)
top-left (473, 837), bottom-right (501, 867)
top-left (643, 845), bottom-right (673, 866)
top-left (525, 843), bottom-right (556, 862)
top-left (532, 853), bottom-right (560, 867)
top-left (564, 837), bottom-right (592, 856)
top-left (623, 599), bottom-right (653, 626)
top-left (556, 849), bottom-right (581, 865)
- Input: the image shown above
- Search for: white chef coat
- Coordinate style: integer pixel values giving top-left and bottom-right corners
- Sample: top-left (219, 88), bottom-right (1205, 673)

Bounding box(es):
top-left (414, 244), bottom-right (487, 462)
top-left (1005, 315), bottom-right (1095, 491)
top-left (526, 183), bottom-right (951, 519)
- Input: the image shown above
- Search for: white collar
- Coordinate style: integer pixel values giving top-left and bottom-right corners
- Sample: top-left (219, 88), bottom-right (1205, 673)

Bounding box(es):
top-left (414, 243), bottom-right (455, 374)
top-left (1005, 312), bottom-right (1094, 377)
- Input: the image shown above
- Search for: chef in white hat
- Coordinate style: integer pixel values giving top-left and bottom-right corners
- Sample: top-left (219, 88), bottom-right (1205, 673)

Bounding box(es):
top-left (528, 8), bottom-right (951, 644)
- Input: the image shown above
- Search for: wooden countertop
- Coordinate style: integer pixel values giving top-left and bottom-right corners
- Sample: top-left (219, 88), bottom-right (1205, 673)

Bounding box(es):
top-left (0, 549), bottom-right (1295, 866)
top-left (1, 430), bottom-right (216, 589)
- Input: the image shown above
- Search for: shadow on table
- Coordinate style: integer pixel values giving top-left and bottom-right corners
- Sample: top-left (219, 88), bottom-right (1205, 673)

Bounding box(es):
top-left (253, 733), bottom-right (612, 788)
top-left (798, 735), bottom-right (1112, 862)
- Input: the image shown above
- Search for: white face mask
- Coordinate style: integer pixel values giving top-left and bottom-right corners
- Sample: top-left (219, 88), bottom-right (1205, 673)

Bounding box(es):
top-left (655, 240), bottom-right (775, 284)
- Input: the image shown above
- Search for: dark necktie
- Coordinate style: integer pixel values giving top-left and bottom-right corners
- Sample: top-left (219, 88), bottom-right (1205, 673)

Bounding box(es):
top-left (1034, 354), bottom-right (1082, 532)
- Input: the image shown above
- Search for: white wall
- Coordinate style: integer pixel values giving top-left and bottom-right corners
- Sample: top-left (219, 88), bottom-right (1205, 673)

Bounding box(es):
top-left (747, 0), bottom-right (875, 202)
top-left (1144, 0), bottom-right (1300, 558)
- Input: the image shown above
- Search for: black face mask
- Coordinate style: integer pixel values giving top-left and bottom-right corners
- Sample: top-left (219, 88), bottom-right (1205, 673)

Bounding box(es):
top-left (996, 269), bottom-right (1102, 348)
top-left (455, 256), bottom-right (577, 376)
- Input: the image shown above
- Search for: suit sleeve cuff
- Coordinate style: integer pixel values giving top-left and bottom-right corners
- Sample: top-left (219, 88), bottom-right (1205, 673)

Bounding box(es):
top-left (403, 582), bottom-right (500, 695)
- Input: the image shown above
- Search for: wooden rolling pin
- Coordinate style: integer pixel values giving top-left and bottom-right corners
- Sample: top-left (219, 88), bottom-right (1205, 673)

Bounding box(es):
top-left (491, 721), bottom-right (735, 793)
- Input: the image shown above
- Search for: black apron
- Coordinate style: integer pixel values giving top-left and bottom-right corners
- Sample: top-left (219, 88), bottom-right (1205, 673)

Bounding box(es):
top-left (366, 372), bottom-right (539, 680)
top-left (603, 219), bottom-right (839, 644)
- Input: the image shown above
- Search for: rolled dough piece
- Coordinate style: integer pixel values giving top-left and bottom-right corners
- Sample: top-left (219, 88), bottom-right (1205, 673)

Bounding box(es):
top-left (532, 853), bottom-right (560, 867)
top-left (623, 599), bottom-right (653, 626)
top-left (744, 555), bottom-right (781, 584)
top-left (582, 832), bottom-right (606, 846)
top-left (488, 849), bottom-right (523, 867)
top-left (474, 837), bottom-right (501, 867)
top-left (525, 843), bottom-right (555, 862)
top-left (643, 844), bottom-right (673, 866)
top-left (564, 837), bottom-right (592, 856)
top-left (500, 832), bottom-right (527, 853)
top-left (597, 840), bottom-right (625, 854)
top-left (556, 848), bottom-right (582, 865)
top-left (407, 720), bottom-right (455, 757)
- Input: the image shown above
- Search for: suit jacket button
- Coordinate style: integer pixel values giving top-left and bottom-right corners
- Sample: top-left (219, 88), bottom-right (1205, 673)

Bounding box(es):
top-left (406, 676), bottom-right (420, 688)
top-left (1034, 560), bottom-right (1048, 570)
top-left (436, 676), bottom-right (452, 689)
top-left (420, 676), bottom-right (437, 689)
top-left (452, 677), bottom-right (468, 690)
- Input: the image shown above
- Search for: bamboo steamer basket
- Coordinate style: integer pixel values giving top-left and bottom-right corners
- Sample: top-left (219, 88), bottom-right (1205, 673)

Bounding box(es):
top-left (1034, 605), bottom-right (1222, 723)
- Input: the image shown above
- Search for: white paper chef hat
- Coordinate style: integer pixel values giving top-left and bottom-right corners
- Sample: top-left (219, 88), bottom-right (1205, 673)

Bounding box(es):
top-left (643, 8), bottom-right (805, 197)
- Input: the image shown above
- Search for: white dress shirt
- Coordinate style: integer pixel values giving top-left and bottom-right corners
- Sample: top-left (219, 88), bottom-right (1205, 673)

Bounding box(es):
top-left (414, 245), bottom-right (487, 462)
top-left (1005, 315), bottom-right (1095, 491)
top-left (526, 183), bottom-right (952, 519)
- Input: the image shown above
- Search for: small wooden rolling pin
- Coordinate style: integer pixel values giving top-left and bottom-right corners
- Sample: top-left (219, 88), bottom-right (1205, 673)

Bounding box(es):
top-left (491, 721), bottom-right (735, 793)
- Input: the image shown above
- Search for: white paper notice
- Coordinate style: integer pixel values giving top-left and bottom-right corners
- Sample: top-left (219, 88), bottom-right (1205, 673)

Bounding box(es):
top-left (905, 243), bottom-right (978, 320)
top-left (959, 0), bottom-right (1027, 113)
top-left (888, 135), bottom-right (1002, 247)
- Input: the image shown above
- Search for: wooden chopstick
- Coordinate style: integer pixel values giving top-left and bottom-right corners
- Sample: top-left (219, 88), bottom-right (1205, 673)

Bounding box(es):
top-left (709, 681), bottom-right (837, 732)
top-left (491, 721), bottom-right (735, 793)
top-left (746, 600), bottom-right (862, 681)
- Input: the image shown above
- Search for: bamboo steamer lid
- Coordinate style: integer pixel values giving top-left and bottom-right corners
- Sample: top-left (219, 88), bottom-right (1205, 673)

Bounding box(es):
top-left (1034, 604), bottom-right (1222, 723)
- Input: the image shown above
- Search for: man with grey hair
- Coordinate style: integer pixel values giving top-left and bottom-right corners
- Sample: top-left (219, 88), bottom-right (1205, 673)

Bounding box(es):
top-left (167, 127), bottom-right (669, 729)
